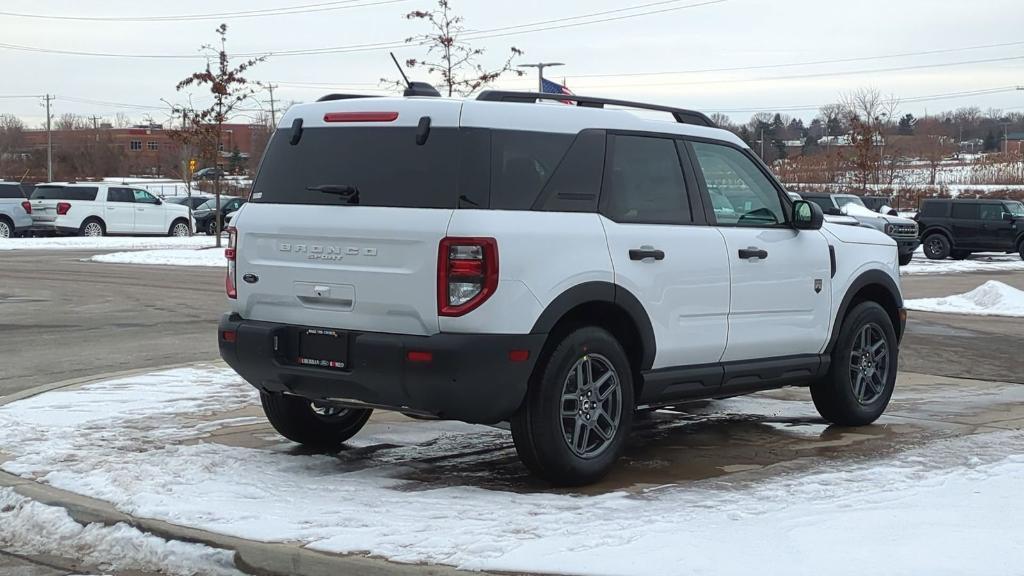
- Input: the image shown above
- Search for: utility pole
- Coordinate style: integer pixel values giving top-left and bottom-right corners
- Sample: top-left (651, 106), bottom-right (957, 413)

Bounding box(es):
top-left (44, 94), bottom-right (53, 182)
top-left (267, 83), bottom-right (278, 129)
top-left (518, 62), bottom-right (564, 93)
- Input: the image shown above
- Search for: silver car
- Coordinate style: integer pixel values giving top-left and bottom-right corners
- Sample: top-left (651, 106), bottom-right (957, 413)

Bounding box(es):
top-left (0, 182), bottom-right (33, 238)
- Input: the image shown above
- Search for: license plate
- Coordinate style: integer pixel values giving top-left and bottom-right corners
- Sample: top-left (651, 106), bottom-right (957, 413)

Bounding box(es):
top-left (296, 328), bottom-right (348, 370)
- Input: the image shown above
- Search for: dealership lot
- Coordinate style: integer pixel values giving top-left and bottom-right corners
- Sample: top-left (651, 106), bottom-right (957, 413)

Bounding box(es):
top-left (2, 249), bottom-right (1024, 574)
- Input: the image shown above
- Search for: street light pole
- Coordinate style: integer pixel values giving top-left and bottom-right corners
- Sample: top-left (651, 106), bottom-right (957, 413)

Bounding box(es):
top-left (518, 62), bottom-right (564, 93)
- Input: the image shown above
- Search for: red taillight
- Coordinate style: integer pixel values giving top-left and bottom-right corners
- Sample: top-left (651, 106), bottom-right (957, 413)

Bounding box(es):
top-left (437, 237), bottom-right (498, 317)
top-left (56, 202), bottom-right (71, 216)
top-left (225, 227), bottom-right (237, 299)
top-left (508, 349), bottom-right (530, 363)
top-left (21, 201), bottom-right (31, 214)
top-left (323, 111), bottom-right (399, 123)
top-left (221, 330), bottom-right (237, 343)
top-left (406, 351), bottom-right (433, 363)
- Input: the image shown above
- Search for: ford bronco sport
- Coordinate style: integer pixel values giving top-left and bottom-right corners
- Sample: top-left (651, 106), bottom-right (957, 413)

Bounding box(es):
top-left (219, 89), bottom-right (906, 486)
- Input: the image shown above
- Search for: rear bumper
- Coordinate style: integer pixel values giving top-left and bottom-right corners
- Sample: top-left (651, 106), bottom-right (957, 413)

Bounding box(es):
top-left (218, 314), bottom-right (545, 424)
top-left (29, 223), bottom-right (80, 235)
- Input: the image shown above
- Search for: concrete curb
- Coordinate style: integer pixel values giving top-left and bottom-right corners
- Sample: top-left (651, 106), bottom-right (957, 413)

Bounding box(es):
top-left (0, 364), bottom-right (510, 576)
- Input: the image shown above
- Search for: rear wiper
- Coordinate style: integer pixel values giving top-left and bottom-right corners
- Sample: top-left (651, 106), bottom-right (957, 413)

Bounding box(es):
top-left (306, 184), bottom-right (359, 204)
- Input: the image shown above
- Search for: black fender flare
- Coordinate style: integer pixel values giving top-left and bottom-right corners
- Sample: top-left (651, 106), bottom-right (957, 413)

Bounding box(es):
top-left (920, 225), bottom-right (954, 245)
top-left (826, 269), bottom-right (904, 354)
top-left (530, 281), bottom-right (657, 370)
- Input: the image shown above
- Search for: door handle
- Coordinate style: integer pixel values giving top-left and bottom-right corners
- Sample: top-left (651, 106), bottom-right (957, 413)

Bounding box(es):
top-left (629, 248), bottom-right (665, 261)
top-left (738, 247), bottom-right (768, 260)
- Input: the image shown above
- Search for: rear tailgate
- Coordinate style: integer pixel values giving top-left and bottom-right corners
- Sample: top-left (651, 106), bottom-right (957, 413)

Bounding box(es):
top-left (233, 97), bottom-right (466, 336)
top-left (30, 185), bottom-right (99, 223)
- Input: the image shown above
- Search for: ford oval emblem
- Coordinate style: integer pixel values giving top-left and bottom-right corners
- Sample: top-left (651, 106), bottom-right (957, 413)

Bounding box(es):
top-left (242, 273), bottom-right (259, 284)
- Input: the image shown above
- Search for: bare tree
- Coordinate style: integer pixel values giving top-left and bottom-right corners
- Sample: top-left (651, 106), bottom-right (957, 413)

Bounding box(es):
top-left (113, 113), bottom-right (134, 128)
top-left (170, 23), bottom-right (265, 246)
top-left (54, 113), bottom-right (89, 131)
top-left (0, 114), bottom-right (26, 176)
top-left (391, 0), bottom-right (524, 96)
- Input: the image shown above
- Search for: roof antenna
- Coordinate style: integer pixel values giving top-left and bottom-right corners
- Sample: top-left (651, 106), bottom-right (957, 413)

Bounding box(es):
top-left (390, 52), bottom-right (441, 98)
top-left (391, 52), bottom-right (412, 90)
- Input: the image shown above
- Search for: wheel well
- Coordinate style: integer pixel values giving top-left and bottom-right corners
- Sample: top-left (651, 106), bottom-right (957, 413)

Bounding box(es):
top-left (922, 228), bottom-right (950, 242)
top-left (848, 283), bottom-right (902, 341)
top-left (0, 214), bottom-right (12, 226)
top-left (170, 217), bottom-right (189, 228)
top-left (82, 216), bottom-right (105, 229)
top-left (539, 301), bottom-right (646, 397)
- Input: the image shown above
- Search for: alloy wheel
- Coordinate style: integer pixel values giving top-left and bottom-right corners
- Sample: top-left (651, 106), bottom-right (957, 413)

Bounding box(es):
top-left (925, 237), bottom-right (944, 258)
top-left (560, 353), bottom-right (623, 459)
top-left (83, 222), bottom-right (103, 237)
top-left (310, 402), bottom-right (351, 421)
top-left (172, 222), bottom-right (190, 237)
top-left (849, 323), bottom-right (890, 405)
top-left (0, 222), bottom-right (10, 239)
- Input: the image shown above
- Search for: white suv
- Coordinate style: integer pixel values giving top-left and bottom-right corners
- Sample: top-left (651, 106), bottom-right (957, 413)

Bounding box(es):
top-left (219, 90), bottom-right (906, 485)
top-left (30, 182), bottom-right (192, 237)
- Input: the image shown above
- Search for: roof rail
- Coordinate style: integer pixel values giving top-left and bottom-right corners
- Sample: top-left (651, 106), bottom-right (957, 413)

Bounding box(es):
top-left (316, 93), bottom-right (381, 102)
top-left (475, 90), bottom-right (715, 128)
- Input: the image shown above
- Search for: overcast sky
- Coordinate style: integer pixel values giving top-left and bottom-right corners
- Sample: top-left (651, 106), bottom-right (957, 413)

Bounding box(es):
top-left (1, 0), bottom-right (1022, 128)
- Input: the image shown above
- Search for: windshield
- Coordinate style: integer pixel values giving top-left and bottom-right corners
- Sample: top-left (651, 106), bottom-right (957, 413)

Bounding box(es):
top-left (1006, 202), bottom-right (1024, 217)
top-left (197, 199), bottom-right (216, 211)
top-left (834, 195), bottom-right (866, 209)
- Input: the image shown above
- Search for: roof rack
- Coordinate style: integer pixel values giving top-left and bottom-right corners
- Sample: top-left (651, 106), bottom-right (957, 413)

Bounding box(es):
top-left (475, 90), bottom-right (715, 128)
top-left (317, 94), bottom-right (380, 102)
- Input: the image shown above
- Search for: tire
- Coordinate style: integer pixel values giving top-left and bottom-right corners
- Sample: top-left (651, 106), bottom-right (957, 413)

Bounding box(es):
top-left (0, 217), bottom-right (12, 239)
top-left (951, 250), bottom-right (970, 260)
top-left (168, 219), bottom-right (190, 237)
top-left (510, 326), bottom-right (635, 486)
top-left (1018, 241), bottom-right (1024, 261)
top-left (811, 301), bottom-right (898, 426)
top-left (922, 233), bottom-right (950, 260)
top-left (260, 392), bottom-right (372, 451)
top-left (79, 218), bottom-right (105, 237)
top-left (897, 252), bottom-right (913, 266)
top-left (205, 219), bottom-right (217, 235)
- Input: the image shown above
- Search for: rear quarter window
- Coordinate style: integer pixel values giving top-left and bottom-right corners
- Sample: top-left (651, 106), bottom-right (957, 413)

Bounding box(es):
top-left (31, 186), bottom-right (99, 201)
top-left (918, 201), bottom-right (946, 218)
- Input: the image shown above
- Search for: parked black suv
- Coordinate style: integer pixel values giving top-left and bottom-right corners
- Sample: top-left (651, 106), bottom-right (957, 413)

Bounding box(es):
top-left (916, 198), bottom-right (1024, 260)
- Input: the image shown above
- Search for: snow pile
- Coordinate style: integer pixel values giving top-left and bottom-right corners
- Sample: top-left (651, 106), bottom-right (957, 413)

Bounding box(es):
top-left (89, 248), bottom-right (225, 267)
top-left (1, 367), bottom-right (1023, 574)
top-left (906, 280), bottom-right (1024, 317)
top-left (0, 236), bottom-right (216, 251)
top-left (902, 252), bottom-right (1024, 275)
top-left (0, 488), bottom-right (243, 576)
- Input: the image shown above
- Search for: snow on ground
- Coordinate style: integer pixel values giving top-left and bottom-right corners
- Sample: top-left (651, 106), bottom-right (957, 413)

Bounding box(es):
top-left (1, 367), bottom-right (1022, 575)
top-left (89, 248), bottom-right (225, 267)
top-left (906, 280), bottom-right (1024, 317)
top-left (902, 250), bottom-right (1024, 275)
top-left (0, 488), bottom-right (243, 576)
top-left (0, 236), bottom-right (216, 251)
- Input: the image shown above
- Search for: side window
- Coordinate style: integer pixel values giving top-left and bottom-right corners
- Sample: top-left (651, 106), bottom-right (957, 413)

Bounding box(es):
top-left (133, 189), bottom-right (159, 204)
top-left (919, 202), bottom-right (945, 218)
top-left (600, 134), bottom-right (690, 225)
top-left (691, 141), bottom-right (786, 227)
top-left (979, 204), bottom-right (1004, 221)
top-left (489, 130), bottom-right (573, 210)
top-left (535, 129), bottom-right (605, 213)
top-left (951, 203), bottom-right (979, 220)
top-left (107, 188), bottom-right (135, 203)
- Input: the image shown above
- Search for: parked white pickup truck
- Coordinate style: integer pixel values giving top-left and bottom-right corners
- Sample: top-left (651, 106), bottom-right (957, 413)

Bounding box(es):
top-left (30, 182), bottom-right (193, 237)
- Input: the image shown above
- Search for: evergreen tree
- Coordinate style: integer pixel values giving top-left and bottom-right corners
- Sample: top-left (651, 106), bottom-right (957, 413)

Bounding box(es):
top-left (983, 130), bottom-right (999, 152)
top-left (897, 114), bottom-right (917, 135)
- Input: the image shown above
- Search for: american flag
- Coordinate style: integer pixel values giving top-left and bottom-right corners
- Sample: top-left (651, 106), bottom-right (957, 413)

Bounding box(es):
top-left (541, 77), bottom-right (574, 105)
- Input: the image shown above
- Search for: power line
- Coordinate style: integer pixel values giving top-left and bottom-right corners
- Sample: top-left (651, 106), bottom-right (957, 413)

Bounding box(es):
top-left (702, 87), bottom-right (1022, 115)
top-left (0, 0), bottom-right (727, 59)
top-left (568, 40), bottom-right (1024, 79)
top-left (562, 54), bottom-right (1024, 89)
top-left (0, 0), bottom-right (412, 22)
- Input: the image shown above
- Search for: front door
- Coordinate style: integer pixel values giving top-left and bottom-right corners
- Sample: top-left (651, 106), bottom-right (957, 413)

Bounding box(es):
top-left (132, 189), bottom-right (165, 234)
top-left (599, 134), bottom-right (730, 370)
top-left (104, 187), bottom-right (135, 233)
top-left (687, 140), bottom-right (832, 362)
top-left (978, 203), bottom-right (1015, 251)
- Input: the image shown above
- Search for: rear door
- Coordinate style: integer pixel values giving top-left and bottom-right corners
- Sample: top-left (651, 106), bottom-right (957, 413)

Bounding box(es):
top-left (599, 133), bottom-right (730, 370)
top-left (950, 202), bottom-right (981, 249)
top-left (234, 99), bottom-right (465, 336)
top-left (687, 140), bottom-right (832, 362)
top-left (104, 188), bottom-right (136, 233)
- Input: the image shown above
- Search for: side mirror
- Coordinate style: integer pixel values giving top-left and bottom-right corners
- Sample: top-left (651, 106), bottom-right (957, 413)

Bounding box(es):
top-left (793, 200), bottom-right (824, 231)
top-left (154, 198), bottom-right (162, 205)
top-left (824, 207), bottom-right (843, 216)
top-left (1004, 212), bottom-right (1014, 221)
top-left (887, 209), bottom-right (898, 217)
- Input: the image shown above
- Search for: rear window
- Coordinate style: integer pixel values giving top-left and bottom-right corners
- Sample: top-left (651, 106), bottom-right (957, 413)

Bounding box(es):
top-left (0, 183), bottom-right (26, 199)
top-left (31, 186), bottom-right (99, 201)
top-left (252, 127), bottom-right (460, 208)
top-left (951, 203), bottom-right (979, 220)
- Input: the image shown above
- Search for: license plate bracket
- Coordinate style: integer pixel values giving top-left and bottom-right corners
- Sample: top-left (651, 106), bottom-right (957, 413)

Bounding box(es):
top-left (295, 328), bottom-right (349, 370)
